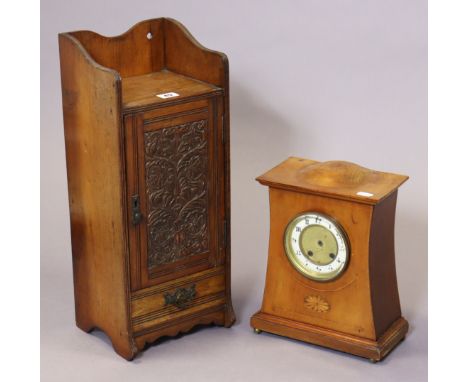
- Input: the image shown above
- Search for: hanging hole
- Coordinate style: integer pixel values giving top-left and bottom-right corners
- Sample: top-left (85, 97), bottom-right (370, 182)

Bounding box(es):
top-left (147, 32), bottom-right (153, 40)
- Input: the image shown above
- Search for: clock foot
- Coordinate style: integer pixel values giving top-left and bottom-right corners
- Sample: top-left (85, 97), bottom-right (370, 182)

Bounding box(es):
top-left (254, 328), bottom-right (262, 334)
top-left (251, 312), bottom-right (408, 362)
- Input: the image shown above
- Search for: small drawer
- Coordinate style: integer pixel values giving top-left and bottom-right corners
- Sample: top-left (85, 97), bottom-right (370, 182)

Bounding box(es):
top-left (130, 267), bottom-right (225, 335)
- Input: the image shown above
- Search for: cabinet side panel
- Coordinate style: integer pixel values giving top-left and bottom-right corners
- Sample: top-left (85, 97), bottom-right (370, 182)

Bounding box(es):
top-left (164, 18), bottom-right (227, 87)
top-left (217, 95), bottom-right (235, 326)
top-left (369, 191), bottom-right (402, 338)
top-left (59, 34), bottom-right (135, 359)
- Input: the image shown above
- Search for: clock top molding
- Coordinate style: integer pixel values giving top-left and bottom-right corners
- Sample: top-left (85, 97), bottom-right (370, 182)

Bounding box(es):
top-left (256, 157), bottom-right (408, 205)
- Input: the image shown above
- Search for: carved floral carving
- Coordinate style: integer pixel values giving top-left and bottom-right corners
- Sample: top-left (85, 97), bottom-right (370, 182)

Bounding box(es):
top-left (304, 295), bottom-right (330, 313)
top-left (144, 119), bottom-right (209, 268)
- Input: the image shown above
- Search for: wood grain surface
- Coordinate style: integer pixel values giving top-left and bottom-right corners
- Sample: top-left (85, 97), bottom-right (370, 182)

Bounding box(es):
top-left (256, 157), bottom-right (408, 205)
top-left (59, 18), bottom-right (235, 360)
top-left (122, 70), bottom-right (222, 110)
top-left (251, 157), bottom-right (408, 361)
top-left (59, 33), bottom-right (136, 359)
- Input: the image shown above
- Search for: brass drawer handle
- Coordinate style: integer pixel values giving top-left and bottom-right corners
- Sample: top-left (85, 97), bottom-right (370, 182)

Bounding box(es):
top-left (164, 285), bottom-right (196, 308)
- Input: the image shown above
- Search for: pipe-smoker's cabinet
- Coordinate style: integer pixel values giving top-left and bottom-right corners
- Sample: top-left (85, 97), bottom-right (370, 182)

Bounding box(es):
top-left (59, 18), bottom-right (235, 360)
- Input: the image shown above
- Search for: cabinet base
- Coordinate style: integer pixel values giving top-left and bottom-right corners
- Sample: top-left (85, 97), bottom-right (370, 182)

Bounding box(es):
top-left (224, 301), bottom-right (236, 328)
top-left (76, 321), bottom-right (138, 361)
top-left (133, 304), bottom-right (235, 357)
top-left (78, 304), bottom-right (235, 360)
top-left (250, 311), bottom-right (408, 362)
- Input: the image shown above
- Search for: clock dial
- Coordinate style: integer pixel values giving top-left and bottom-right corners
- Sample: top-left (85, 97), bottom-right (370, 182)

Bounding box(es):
top-left (284, 212), bottom-right (349, 281)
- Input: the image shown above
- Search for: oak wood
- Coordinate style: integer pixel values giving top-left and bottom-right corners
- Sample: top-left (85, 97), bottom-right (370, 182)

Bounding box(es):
top-left (164, 18), bottom-right (228, 88)
top-left (58, 33), bottom-right (136, 359)
top-left (131, 268), bottom-right (225, 318)
top-left (122, 70), bottom-right (222, 110)
top-left (134, 296), bottom-right (226, 334)
top-left (70, 19), bottom-right (165, 78)
top-left (251, 157), bottom-right (408, 361)
top-left (134, 309), bottom-right (226, 351)
top-left (129, 103), bottom-right (219, 288)
top-left (59, 18), bottom-right (235, 360)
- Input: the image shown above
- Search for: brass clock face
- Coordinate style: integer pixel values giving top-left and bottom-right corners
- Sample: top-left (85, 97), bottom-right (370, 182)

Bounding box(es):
top-left (284, 212), bottom-right (349, 282)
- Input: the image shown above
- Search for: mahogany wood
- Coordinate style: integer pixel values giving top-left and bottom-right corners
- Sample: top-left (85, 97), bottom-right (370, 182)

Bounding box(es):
top-left (59, 18), bottom-right (235, 360)
top-left (251, 157), bottom-right (408, 362)
top-left (251, 312), bottom-right (408, 362)
top-left (369, 192), bottom-right (402, 338)
top-left (256, 157), bottom-right (408, 205)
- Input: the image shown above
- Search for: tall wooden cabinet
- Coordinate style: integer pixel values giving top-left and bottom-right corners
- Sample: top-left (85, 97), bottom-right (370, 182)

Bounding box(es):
top-left (59, 18), bottom-right (235, 360)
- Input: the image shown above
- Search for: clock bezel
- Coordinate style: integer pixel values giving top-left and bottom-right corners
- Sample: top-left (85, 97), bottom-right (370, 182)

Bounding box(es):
top-left (283, 211), bottom-right (350, 282)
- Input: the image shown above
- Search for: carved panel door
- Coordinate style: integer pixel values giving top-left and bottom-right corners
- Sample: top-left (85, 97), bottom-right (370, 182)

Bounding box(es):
top-left (125, 98), bottom-right (225, 290)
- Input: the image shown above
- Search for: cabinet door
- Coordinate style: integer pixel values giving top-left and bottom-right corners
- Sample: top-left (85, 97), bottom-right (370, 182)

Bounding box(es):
top-left (125, 98), bottom-right (225, 290)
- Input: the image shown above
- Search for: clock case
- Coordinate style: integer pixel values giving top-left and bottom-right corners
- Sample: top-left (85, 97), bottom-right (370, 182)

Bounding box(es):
top-left (251, 157), bottom-right (409, 362)
top-left (59, 18), bottom-right (235, 360)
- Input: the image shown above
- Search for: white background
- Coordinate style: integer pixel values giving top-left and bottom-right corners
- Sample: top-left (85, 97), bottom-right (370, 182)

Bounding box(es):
top-left (38, 1), bottom-right (427, 381)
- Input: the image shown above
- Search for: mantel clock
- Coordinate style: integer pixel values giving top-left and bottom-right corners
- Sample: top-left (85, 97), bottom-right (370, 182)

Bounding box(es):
top-left (250, 157), bottom-right (408, 362)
